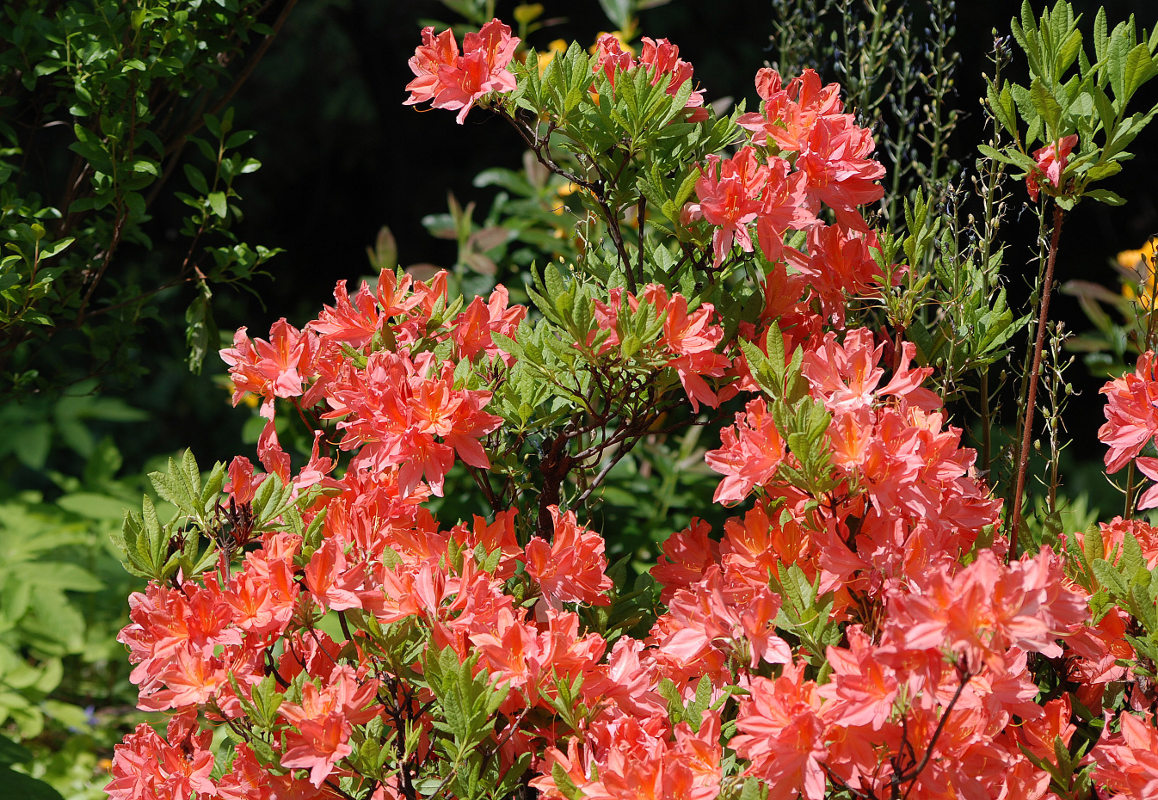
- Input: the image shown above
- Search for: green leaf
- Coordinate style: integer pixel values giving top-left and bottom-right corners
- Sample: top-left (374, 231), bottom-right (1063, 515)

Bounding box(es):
top-left (1055, 29), bottom-right (1083, 78)
top-left (1130, 580), bottom-right (1158, 634)
top-left (1092, 558), bottom-right (1129, 598)
top-left (141, 494), bottom-right (168, 579)
top-left (0, 735), bottom-right (32, 766)
top-left (185, 283), bottom-right (217, 374)
top-left (225, 130), bottom-right (257, 149)
top-left (40, 237), bottom-right (74, 259)
top-left (551, 762), bottom-right (585, 800)
top-left (208, 191), bottom-right (228, 218)
top-left (0, 766), bottom-right (64, 800)
top-left (183, 163), bottom-right (209, 194)
top-left (7, 423), bottom-right (50, 469)
top-left (738, 777), bottom-right (765, 800)
top-left (977, 143), bottom-right (1025, 171)
top-left (150, 454), bottom-right (197, 516)
top-left (684, 676), bottom-right (712, 731)
top-left (1120, 532), bottom-right (1145, 580)
top-left (1093, 7), bottom-right (1109, 65)
top-left (18, 563), bottom-right (103, 592)
top-left (55, 492), bottom-right (129, 521)
top-left (473, 168), bottom-right (534, 197)
top-left (1029, 78), bottom-right (1063, 136)
top-left (1083, 524), bottom-right (1105, 563)
top-left (597, 0), bottom-right (632, 30)
top-left (986, 82), bottom-right (1018, 138)
top-left (1124, 43), bottom-right (1156, 99)
top-left (1085, 188), bottom-right (1126, 205)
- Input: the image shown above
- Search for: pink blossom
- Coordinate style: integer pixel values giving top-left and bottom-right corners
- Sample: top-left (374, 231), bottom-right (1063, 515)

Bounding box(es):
top-left (404, 19), bottom-right (519, 124)
top-left (705, 397), bottom-right (785, 504)
top-left (1026, 134), bottom-right (1078, 201)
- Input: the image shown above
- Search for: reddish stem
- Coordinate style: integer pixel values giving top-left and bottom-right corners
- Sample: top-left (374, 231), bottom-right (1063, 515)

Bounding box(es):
top-left (1008, 202), bottom-right (1065, 557)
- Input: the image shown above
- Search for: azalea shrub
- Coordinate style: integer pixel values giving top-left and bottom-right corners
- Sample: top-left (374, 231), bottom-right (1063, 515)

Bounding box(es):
top-left (105, 3), bottom-right (1158, 800)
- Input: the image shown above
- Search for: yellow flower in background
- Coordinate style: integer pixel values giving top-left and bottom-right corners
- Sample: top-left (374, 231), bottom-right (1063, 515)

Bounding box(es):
top-left (554, 181), bottom-right (580, 202)
top-left (223, 377), bottom-right (260, 409)
top-left (537, 39), bottom-right (567, 73)
top-left (1117, 238), bottom-right (1156, 271)
top-left (513, 3), bottom-right (543, 25)
top-left (551, 181), bottom-right (583, 237)
top-left (1119, 237), bottom-right (1158, 309)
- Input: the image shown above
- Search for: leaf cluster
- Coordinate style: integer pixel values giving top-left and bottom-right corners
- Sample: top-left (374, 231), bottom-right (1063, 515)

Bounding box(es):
top-left (984, 0), bottom-right (1158, 207)
top-left (0, 0), bottom-right (285, 394)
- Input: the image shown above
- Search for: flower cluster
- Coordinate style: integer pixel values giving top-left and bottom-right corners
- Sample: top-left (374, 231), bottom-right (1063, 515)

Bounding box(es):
top-left (107, 15), bottom-right (1158, 800)
top-left (684, 147), bottom-right (813, 267)
top-left (1099, 350), bottom-right (1158, 507)
top-left (590, 283), bottom-right (732, 412)
top-left (593, 34), bottom-right (707, 121)
top-left (736, 68), bottom-right (885, 229)
top-left (221, 272), bottom-right (518, 497)
top-left (404, 19), bottom-right (519, 123)
top-left (684, 66), bottom-right (888, 339)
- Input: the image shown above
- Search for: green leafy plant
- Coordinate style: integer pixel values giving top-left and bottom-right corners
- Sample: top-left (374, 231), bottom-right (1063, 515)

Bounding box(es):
top-left (0, 0), bottom-right (291, 394)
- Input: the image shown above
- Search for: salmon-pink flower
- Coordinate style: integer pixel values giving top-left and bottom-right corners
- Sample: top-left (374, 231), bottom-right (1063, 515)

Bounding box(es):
top-left (1012, 696), bottom-right (1075, 762)
top-left (106, 722), bottom-right (217, 800)
top-left (135, 646), bottom-right (226, 711)
top-left (225, 455), bottom-right (257, 505)
top-left (525, 506), bottom-right (613, 608)
top-left (1092, 711), bottom-right (1158, 799)
top-left (795, 114), bottom-right (886, 232)
top-left (705, 397), bottom-right (785, 504)
top-left (581, 637), bottom-right (667, 718)
top-left (118, 581), bottom-right (241, 700)
top-left (818, 625), bottom-right (899, 730)
top-left (802, 328), bottom-right (938, 414)
top-left (755, 156), bottom-right (815, 264)
top-left (451, 285), bottom-right (526, 364)
top-left (737, 68), bottom-right (844, 153)
top-left (1090, 516), bottom-right (1158, 568)
top-left (449, 508), bottom-right (524, 579)
top-left (639, 37), bottom-right (707, 121)
top-left (593, 34), bottom-right (707, 121)
top-left (305, 537), bottom-right (366, 612)
top-left (325, 351), bottom-right (502, 496)
top-left (886, 548), bottom-right (1088, 666)
top-left (220, 318), bottom-right (315, 419)
top-left (652, 519), bottom-right (719, 603)
top-left (215, 744), bottom-right (270, 800)
top-left (593, 33), bottom-right (634, 84)
top-left (1026, 134), bottom-right (1078, 201)
top-left (733, 663), bottom-right (828, 800)
top-left (280, 714), bottom-right (352, 788)
top-left (404, 19), bottom-right (519, 124)
top-left (642, 284), bottom-right (730, 411)
top-left (786, 226), bottom-right (888, 323)
top-left (310, 279), bottom-right (382, 349)
top-left (279, 670), bottom-right (378, 787)
top-left (1100, 351), bottom-right (1158, 473)
top-left (685, 150), bottom-right (765, 266)
top-left (227, 546), bottom-right (299, 640)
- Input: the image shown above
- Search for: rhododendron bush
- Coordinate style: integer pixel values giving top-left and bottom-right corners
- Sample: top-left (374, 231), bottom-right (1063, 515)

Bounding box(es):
top-left (106, 3), bottom-right (1158, 800)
